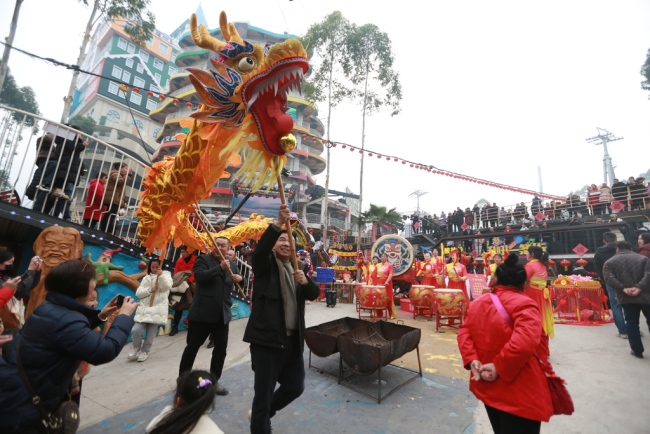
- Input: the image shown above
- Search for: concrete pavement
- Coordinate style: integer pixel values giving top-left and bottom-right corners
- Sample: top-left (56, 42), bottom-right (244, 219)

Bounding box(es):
top-left (77, 299), bottom-right (650, 433)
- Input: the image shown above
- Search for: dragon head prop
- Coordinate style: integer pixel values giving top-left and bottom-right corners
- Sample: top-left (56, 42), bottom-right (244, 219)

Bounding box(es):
top-left (135, 11), bottom-right (309, 254)
top-left (187, 12), bottom-right (309, 189)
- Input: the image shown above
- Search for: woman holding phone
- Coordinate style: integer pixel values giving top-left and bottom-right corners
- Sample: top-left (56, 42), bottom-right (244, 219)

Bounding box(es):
top-left (127, 258), bottom-right (172, 362)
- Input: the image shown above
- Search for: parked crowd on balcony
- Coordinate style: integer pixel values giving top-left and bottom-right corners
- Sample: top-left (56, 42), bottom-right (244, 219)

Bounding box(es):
top-left (410, 177), bottom-right (648, 236)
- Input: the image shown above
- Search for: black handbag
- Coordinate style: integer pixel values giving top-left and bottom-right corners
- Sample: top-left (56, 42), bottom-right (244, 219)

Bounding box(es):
top-left (16, 325), bottom-right (80, 434)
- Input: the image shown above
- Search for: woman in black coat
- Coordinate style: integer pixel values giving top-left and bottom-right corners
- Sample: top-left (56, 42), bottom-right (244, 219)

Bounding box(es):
top-left (0, 259), bottom-right (138, 433)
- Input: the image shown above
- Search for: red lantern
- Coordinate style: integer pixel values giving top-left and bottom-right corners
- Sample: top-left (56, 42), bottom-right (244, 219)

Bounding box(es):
top-left (560, 259), bottom-right (571, 272)
top-left (118, 83), bottom-right (129, 93)
top-left (147, 90), bottom-right (154, 97)
top-left (312, 137), bottom-right (317, 143)
top-left (386, 156), bottom-right (391, 160)
top-left (359, 150), bottom-right (363, 154)
top-left (322, 139), bottom-right (327, 145)
top-left (409, 164), bottom-right (414, 167)
top-left (301, 134), bottom-right (307, 140)
top-left (341, 144), bottom-right (347, 149)
top-left (548, 259), bottom-right (556, 267)
top-left (185, 101), bottom-right (193, 108)
top-left (172, 98), bottom-right (180, 106)
top-left (368, 152), bottom-right (373, 157)
top-left (393, 157), bottom-right (398, 161)
top-left (132, 87), bottom-right (140, 94)
top-left (401, 160), bottom-right (406, 164)
top-left (349, 147), bottom-right (355, 151)
top-left (331, 143), bottom-right (337, 147)
top-left (158, 94), bottom-right (166, 101)
top-left (576, 258), bottom-right (588, 267)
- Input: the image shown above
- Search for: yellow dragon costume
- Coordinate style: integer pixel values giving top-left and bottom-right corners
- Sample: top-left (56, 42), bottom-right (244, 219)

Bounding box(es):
top-left (136, 11), bottom-right (309, 254)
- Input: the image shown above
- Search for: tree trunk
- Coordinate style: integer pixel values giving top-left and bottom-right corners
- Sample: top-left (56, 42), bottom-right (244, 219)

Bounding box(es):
top-left (0, 0), bottom-right (25, 96)
top-left (61, 0), bottom-right (99, 123)
top-left (320, 50), bottom-right (335, 249)
top-left (356, 60), bottom-right (370, 257)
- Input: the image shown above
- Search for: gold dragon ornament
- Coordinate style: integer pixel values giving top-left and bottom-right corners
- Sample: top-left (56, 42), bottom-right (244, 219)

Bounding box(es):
top-left (136, 11), bottom-right (309, 254)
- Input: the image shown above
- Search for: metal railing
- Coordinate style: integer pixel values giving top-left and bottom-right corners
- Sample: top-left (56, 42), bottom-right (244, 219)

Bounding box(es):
top-left (0, 104), bottom-right (147, 244)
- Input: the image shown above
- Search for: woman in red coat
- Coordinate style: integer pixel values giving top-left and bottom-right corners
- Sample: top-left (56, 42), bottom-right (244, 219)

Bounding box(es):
top-left (170, 245), bottom-right (197, 336)
top-left (458, 253), bottom-right (553, 433)
top-left (638, 233), bottom-right (650, 259)
top-left (82, 172), bottom-right (107, 228)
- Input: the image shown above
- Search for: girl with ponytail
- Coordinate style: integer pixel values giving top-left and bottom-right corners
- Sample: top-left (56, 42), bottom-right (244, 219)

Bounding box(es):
top-left (524, 246), bottom-right (554, 362)
top-left (147, 370), bottom-right (224, 434)
top-left (458, 253), bottom-right (554, 432)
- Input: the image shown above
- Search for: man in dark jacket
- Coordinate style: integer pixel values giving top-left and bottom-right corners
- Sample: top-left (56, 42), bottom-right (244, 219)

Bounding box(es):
top-left (244, 204), bottom-right (319, 434)
top-left (593, 232), bottom-right (627, 337)
top-left (611, 178), bottom-right (627, 204)
top-left (603, 241), bottom-right (650, 358)
top-left (178, 237), bottom-right (242, 395)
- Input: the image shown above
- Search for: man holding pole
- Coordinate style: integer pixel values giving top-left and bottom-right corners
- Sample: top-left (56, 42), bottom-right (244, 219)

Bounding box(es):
top-left (244, 204), bottom-right (320, 433)
top-left (178, 236), bottom-right (242, 395)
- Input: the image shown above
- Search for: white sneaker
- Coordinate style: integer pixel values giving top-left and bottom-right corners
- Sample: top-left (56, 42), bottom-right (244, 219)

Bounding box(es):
top-left (247, 409), bottom-right (252, 422)
top-left (127, 346), bottom-right (139, 360)
top-left (137, 352), bottom-right (149, 362)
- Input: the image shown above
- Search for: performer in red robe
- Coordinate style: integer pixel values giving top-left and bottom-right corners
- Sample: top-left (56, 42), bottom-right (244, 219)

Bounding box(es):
top-left (376, 253), bottom-right (397, 319)
top-left (365, 256), bottom-right (380, 286)
top-left (524, 246), bottom-right (554, 362)
top-left (417, 251), bottom-right (444, 287)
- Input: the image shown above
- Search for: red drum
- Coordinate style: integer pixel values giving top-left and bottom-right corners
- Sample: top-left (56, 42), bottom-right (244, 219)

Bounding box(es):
top-left (409, 285), bottom-right (436, 319)
top-left (358, 285), bottom-right (389, 320)
top-left (432, 288), bottom-right (467, 331)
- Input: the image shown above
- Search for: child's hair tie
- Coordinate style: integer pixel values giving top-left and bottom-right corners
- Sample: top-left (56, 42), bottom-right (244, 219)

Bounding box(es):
top-left (197, 377), bottom-right (212, 389)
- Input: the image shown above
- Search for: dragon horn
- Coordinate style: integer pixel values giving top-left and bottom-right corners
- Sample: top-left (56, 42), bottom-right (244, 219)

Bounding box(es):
top-left (220, 11), bottom-right (244, 45)
top-left (190, 14), bottom-right (227, 52)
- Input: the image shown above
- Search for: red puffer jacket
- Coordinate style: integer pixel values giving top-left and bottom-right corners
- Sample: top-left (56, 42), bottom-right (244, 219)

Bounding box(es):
top-left (82, 178), bottom-right (107, 221)
top-left (457, 285), bottom-right (553, 422)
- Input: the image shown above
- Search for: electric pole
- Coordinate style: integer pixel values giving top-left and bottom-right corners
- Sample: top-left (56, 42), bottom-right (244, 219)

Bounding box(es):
top-left (409, 190), bottom-right (428, 213)
top-left (586, 128), bottom-right (623, 186)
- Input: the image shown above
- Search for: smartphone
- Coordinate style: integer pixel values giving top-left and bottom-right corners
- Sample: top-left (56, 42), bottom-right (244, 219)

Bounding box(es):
top-left (19, 272), bottom-right (30, 281)
top-left (115, 295), bottom-right (125, 308)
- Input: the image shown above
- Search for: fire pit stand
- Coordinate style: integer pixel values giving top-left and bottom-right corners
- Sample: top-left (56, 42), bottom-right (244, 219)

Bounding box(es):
top-left (337, 320), bottom-right (422, 404)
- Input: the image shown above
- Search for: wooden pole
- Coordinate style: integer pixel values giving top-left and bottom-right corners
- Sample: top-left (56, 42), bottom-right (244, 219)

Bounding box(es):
top-left (276, 175), bottom-right (299, 271)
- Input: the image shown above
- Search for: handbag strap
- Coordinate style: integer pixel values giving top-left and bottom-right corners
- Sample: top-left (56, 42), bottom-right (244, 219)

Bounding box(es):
top-left (489, 293), bottom-right (513, 328)
top-left (16, 323), bottom-right (54, 425)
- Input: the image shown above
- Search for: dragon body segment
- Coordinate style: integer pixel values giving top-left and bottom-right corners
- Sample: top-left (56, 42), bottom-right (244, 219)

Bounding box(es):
top-left (136, 11), bottom-right (309, 253)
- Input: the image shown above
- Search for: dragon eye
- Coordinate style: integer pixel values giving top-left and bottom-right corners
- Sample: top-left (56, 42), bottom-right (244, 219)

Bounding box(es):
top-left (238, 57), bottom-right (255, 72)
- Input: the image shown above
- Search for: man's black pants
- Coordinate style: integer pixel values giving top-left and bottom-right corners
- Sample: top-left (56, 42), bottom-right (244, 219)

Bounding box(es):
top-left (249, 334), bottom-right (305, 434)
top-left (179, 321), bottom-right (229, 379)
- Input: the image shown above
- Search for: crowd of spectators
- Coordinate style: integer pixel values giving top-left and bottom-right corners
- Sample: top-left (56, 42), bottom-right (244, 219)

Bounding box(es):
top-left (410, 177), bottom-right (649, 236)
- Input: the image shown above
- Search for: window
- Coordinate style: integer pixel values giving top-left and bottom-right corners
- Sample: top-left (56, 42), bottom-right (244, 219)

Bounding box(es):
top-left (133, 76), bottom-right (145, 88)
top-left (154, 73), bottom-right (162, 85)
top-left (136, 63), bottom-right (144, 73)
top-left (168, 65), bottom-right (177, 75)
top-left (127, 42), bottom-right (136, 54)
top-left (152, 127), bottom-right (160, 138)
top-left (117, 37), bottom-right (127, 50)
top-left (153, 58), bottom-right (163, 70)
top-left (139, 51), bottom-right (149, 63)
top-left (161, 34), bottom-right (170, 43)
top-left (107, 109), bottom-right (120, 119)
top-left (122, 70), bottom-right (131, 84)
top-left (146, 99), bottom-right (158, 110)
top-left (133, 119), bottom-right (144, 130)
top-left (130, 93), bottom-right (142, 105)
top-left (111, 65), bottom-right (123, 79)
top-left (147, 36), bottom-right (154, 46)
top-left (171, 52), bottom-right (177, 62)
top-left (158, 43), bottom-right (168, 55)
top-left (108, 81), bottom-right (119, 95)
top-left (125, 58), bottom-right (134, 68)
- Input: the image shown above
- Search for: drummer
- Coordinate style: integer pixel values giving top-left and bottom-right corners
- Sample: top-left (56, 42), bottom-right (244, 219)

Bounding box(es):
top-left (376, 253), bottom-right (397, 319)
top-left (417, 250), bottom-right (444, 287)
top-left (445, 250), bottom-right (469, 293)
top-left (365, 256), bottom-right (380, 286)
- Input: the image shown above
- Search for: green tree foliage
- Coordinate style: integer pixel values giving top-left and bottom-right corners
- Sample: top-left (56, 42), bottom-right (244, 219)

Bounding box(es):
top-left (641, 48), bottom-right (650, 96)
top-left (344, 23), bottom-right (402, 117)
top-left (0, 68), bottom-right (40, 126)
top-left (301, 11), bottom-right (355, 107)
top-left (362, 204), bottom-right (403, 228)
top-left (88, 0), bottom-right (156, 47)
top-left (68, 114), bottom-right (97, 135)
